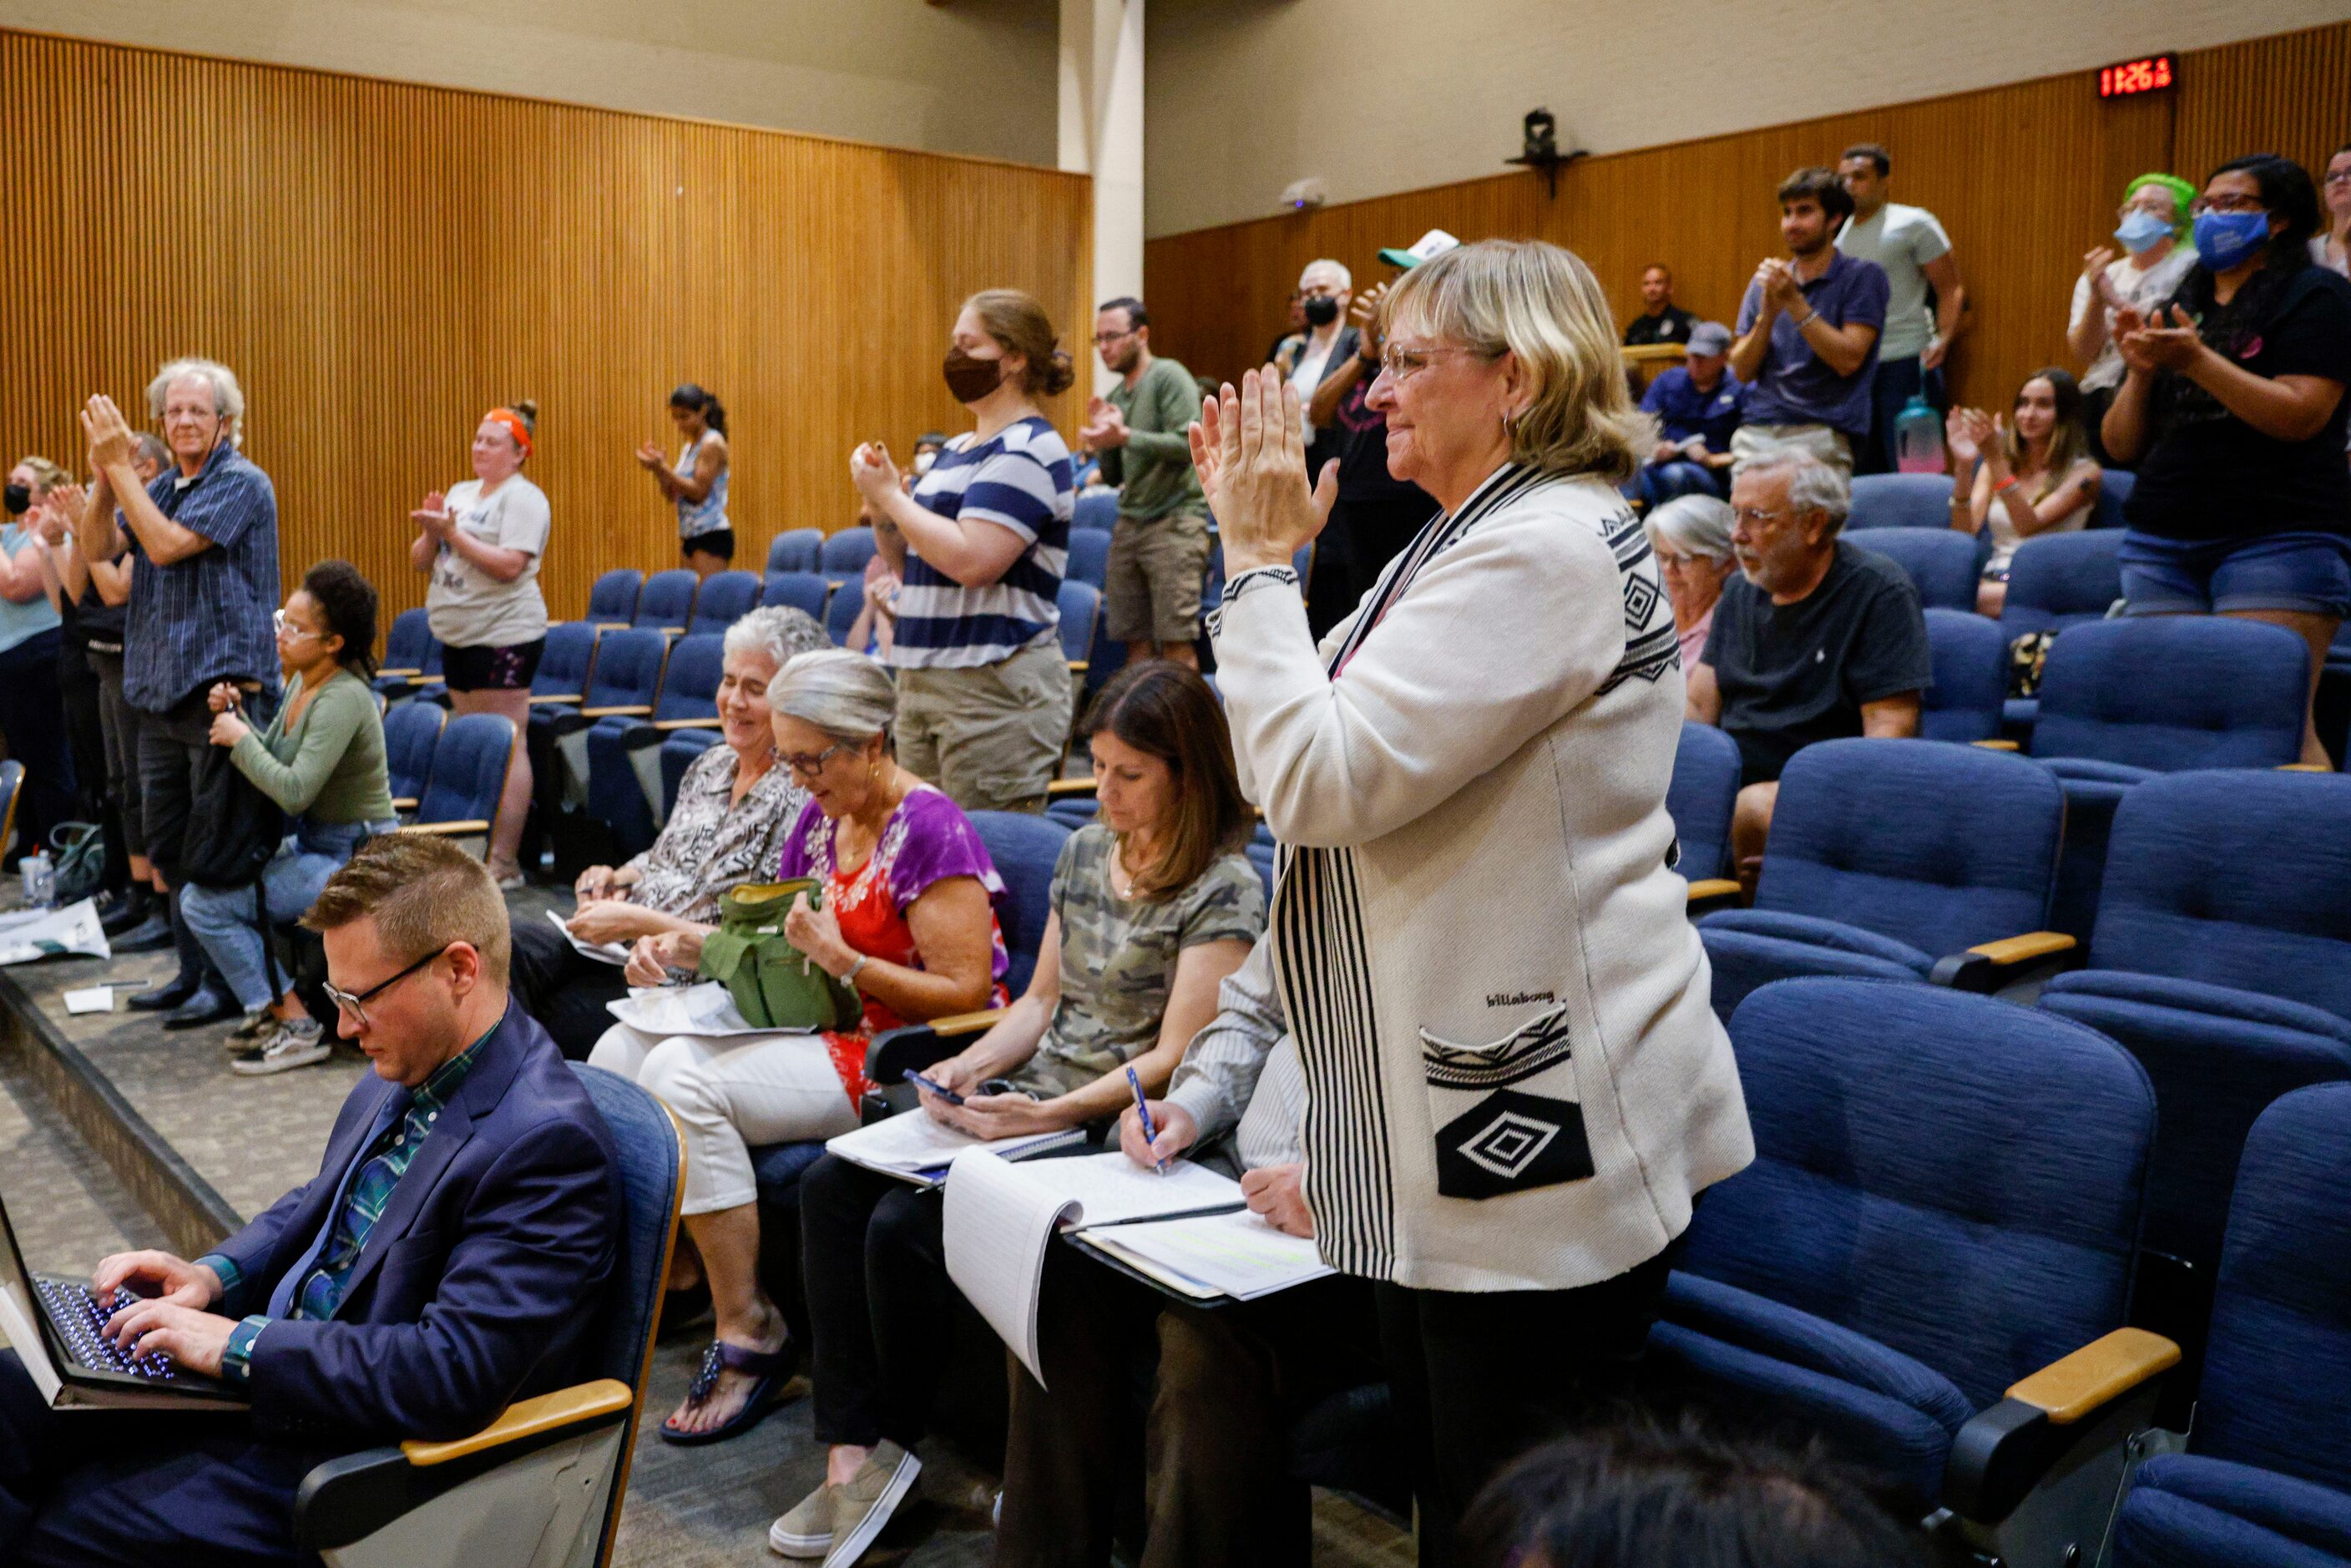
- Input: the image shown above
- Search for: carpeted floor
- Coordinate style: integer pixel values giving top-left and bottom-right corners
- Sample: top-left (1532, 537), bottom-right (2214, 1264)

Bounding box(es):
top-left (0, 883), bottom-right (1414, 1565)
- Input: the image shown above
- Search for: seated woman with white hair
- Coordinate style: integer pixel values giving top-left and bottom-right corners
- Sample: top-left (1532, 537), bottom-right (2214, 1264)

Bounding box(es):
top-left (592, 647), bottom-right (1010, 1447)
top-left (508, 605), bottom-right (828, 1059)
top-left (1642, 494), bottom-right (1737, 670)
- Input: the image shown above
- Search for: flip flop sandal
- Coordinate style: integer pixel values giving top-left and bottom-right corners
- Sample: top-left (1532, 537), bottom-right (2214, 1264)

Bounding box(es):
top-left (659, 1338), bottom-right (796, 1445)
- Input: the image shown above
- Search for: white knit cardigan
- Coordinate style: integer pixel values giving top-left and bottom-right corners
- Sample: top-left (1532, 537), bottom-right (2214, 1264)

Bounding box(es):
top-left (1210, 463), bottom-right (1752, 1292)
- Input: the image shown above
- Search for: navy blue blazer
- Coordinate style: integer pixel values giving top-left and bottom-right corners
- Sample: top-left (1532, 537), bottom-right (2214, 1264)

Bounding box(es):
top-left (210, 1003), bottom-right (619, 1446)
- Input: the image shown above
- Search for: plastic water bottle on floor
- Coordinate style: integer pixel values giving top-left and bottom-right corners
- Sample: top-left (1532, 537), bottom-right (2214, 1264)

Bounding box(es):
top-left (1893, 394), bottom-right (1944, 474)
top-left (22, 849), bottom-right (53, 909)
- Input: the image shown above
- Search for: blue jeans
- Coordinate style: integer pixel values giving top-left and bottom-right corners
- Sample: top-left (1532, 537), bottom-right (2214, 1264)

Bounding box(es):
top-left (2118, 530), bottom-right (2351, 619)
top-left (1636, 460), bottom-right (1728, 509)
top-left (180, 818), bottom-right (392, 1010)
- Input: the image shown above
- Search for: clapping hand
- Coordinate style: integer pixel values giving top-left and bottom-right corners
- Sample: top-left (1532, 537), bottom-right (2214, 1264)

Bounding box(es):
top-left (2082, 245), bottom-right (2118, 281)
top-left (33, 486), bottom-right (78, 547)
top-left (79, 395), bottom-right (135, 473)
top-left (849, 442), bottom-right (900, 504)
top-left (1185, 371), bottom-right (1337, 574)
top-left (2118, 304), bottom-right (2205, 372)
top-left (1944, 407), bottom-right (1995, 466)
top-left (411, 490), bottom-right (455, 539)
top-left (1079, 397), bottom-right (1128, 452)
top-left (1755, 258), bottom-right (1803, 316)
top-left (634, 442), bottom-right (667, 473)
top-left (1349, 281), bottom-right (1390, 347)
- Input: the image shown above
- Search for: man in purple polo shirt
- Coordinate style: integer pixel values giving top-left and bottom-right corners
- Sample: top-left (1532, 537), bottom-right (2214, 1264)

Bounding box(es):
top-left (1727, 167), bottom-right (1890, 481)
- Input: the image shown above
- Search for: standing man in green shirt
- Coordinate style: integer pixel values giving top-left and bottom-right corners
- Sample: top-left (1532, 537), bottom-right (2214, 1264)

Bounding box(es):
top-left (1080, 297), bottom-right (1211, 670)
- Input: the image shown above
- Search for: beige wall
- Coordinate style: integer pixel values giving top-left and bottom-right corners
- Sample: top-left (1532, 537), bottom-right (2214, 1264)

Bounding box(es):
top-left (1146, 0), bottom-right (2351, 236)
top-left (0, 0), bottom-right (1062, 166)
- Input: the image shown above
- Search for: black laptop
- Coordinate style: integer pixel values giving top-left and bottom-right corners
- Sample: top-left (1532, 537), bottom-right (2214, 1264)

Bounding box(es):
top-left (0, 1187), bottom-right (247, 1410)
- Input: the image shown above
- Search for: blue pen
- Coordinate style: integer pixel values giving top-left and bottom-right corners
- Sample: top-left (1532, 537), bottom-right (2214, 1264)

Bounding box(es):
top-left (1126, 1065), bottom-right (1167, 1176)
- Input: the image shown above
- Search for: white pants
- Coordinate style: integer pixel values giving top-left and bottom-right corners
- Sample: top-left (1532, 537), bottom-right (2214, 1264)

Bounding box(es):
top-left (589, 1024), bottom-right (860, 1214)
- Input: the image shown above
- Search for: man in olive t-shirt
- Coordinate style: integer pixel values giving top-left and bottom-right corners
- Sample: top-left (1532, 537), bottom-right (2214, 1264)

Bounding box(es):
top-left (1686, 454), bottom-right (1930, 888)
top-left (1080, 297), bottom-right (1211, 669)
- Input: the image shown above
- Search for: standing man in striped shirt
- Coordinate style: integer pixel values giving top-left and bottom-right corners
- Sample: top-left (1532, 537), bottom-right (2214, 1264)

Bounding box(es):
top-left (76, 359), bottom-right (282, 1027)
top-left (852, 289), bottom-right (1076, 814)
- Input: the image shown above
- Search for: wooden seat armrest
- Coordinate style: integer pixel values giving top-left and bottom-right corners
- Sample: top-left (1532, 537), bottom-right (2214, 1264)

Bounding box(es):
top-left (929, 1008), bottom-right (1007, 1038)
top-left (1972, 739), bottom-right (2021, 751)
top-left (1931, 931), bottom-right (2079, 992)
top-left (404, 820), bottom-right (490, 837)
top-left (528, 693), bottom-right (583, 706)
top-left (1067, 660), bottom-right (1089, 675)
top-left (1685, 878), bottom-right (1742, 902)
top-left (376, 667), bottom-right (422, 680)
top-left (653, 718), bottom-right (721, 731)
top-left (389, 797), bottom-right (418, 812)
top-left (2005, 1329), bottom-right (2180, 1425)
top-left (2279, 762), bottom-right (2333, 772)
top-left (399, 1379), bottom-right (633, 1466)
top-left (579, 705), bottom-right (655, 718)
top-left (1046, 778), bottom-right (1099, 797)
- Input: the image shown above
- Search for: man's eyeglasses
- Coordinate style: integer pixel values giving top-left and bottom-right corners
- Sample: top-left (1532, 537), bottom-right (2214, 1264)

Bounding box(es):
top-left (1091, 329), bottom-right (1137, 346)
top-left (1731, 506), bottom-right (1793, 529)
top-left (1377, 343), bottom-right (1490, 384)
top-left (321, 944), bottom-right (449, 1029)
top-left (779, 741), bottom-right (852, 778)
top-left (273, 609), bottom-right (321, 642)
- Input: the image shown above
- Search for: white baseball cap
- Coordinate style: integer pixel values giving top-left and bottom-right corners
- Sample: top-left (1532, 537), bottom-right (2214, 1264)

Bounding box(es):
top-left (1377, 229), bottom-right (1461, 270)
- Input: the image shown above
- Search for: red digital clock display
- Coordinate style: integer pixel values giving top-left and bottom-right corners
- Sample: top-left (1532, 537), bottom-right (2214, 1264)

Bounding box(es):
top-left (2099, 53), bottom-right (2176, 98)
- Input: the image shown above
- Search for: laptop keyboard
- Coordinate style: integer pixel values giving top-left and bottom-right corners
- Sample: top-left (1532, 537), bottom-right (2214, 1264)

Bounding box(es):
top-left (35, 1277), bottom-right (179, 1380)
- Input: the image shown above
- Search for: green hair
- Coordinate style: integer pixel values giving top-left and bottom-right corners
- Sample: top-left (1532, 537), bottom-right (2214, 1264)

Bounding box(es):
top-left (2124, 173), bottom-right (2198, 237)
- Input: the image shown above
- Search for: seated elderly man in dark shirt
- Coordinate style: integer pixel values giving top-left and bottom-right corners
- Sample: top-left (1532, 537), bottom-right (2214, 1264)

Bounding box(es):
top-left (0, 833), bottom-right (619, 1566)
top-left (1686, 451), bottom-right (1930, 888)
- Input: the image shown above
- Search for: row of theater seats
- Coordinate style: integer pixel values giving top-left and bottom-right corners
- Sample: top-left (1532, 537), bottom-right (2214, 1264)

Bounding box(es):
top-left (1844, 468), bottom-right (2136, 533)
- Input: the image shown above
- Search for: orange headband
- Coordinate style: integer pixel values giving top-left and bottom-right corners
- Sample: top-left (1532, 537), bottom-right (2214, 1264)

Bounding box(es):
top-left (484, 407), bottom-right (533, 458)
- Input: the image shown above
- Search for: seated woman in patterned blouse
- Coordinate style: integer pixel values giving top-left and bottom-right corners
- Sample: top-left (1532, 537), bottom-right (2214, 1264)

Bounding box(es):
top-left (506, 605), bottom-right (827, 1058)
top-left (594, 649), bottom-right (1014, 1446)
top-left (770, 660), bottom-right (1266, 1565)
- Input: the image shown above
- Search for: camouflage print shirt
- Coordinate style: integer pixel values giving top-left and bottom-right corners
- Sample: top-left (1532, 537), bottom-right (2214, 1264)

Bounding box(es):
top-left (1015, 825), bottom-right (1267, 1099)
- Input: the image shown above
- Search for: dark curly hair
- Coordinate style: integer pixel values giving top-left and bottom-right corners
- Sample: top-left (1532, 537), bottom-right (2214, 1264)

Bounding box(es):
top-left (301, 559), bottom-right (380, 679)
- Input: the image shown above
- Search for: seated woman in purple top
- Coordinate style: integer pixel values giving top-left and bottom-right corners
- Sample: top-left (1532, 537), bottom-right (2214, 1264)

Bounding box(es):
top-left (589, 650), bottom-right (1006, 1447)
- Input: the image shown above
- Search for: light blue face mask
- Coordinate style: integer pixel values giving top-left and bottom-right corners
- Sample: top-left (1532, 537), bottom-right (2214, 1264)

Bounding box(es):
top-left (2114, 209), bottom-right (2174, 254)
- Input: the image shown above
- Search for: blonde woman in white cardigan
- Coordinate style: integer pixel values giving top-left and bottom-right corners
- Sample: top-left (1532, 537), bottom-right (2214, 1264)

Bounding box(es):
top-left (1163, 238), bottom-right (1753, 1565)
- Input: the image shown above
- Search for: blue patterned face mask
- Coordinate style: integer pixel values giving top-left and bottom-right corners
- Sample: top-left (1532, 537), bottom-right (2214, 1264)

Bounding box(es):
top-left (2114, 209), bottom-right (2174, 254)
top-left (2193, 209), bottom-right (2271, 271)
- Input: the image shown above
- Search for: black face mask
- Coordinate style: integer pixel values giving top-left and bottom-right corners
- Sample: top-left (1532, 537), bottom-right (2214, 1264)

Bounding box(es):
top-left (1302, 295), bottom-right (1341, 327)
top-left (943, 346), bottom-right (1006, 405)
top-left (1, 485), bottom-right (26, 517)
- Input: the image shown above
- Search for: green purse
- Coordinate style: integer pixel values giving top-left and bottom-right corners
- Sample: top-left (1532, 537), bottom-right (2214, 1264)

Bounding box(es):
top-left (695, 879), bottom-right (862, 1032)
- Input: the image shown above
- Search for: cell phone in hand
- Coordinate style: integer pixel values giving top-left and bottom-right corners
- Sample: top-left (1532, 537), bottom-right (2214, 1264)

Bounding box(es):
top-left (906, 1070), bottom-right (963, 1105)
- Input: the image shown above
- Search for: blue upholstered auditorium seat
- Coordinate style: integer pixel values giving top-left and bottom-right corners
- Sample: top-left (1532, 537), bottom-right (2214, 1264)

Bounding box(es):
top-left (1056, 579), bottom-right (1100, 670)
top-left (658, 728), bottom-right (724, 816)
top-left (1997, 530), bottom-right (2123, 732)
top-left (2087, 467), bottom-right (2134, 529)
top-left (1855, 526), bottom-right (1975, 610)
top-left (585, 634), bottom-right (720, 859)
top-left (1696, 739), bottom-right (2063, 1019)
top-left (761, 570), bottom-right (829, 620)
top-left (1845, 473), bottom-right (1953, 530)
top-left (2036, 771), bottom-right (2351, 1289)
top-left (2110, 1085), bottom-right (2351, 1568)
top-left (1666, 720), bottom-right (1741, 885)
top-left (1074, 490), bottom-right (1120, 533)
top-left (685, 569), bottom-right (759, 636)
top-left (1920, 608), bottom-right (2006, 743)
top-left (373, 607), bottom-right (439, 699)
top-left (966, 810), bottom-right (1070, 999)
top-left (585, 568), bottom-right (644, 625)
top-left (411, 713), bottom-right (515, 837)
top-left (824, 578), bottom-right (865, 647)
top-left (382, 701), bottom-right (446, 807)
top-left (530, 622), bottom-right (597, 706)
top-left (1065, 527), bottom-right (1111, 589)
top-left (766, 529), bottom-right (822, 574)
top-left (1651, 978), bottom-right (2157, 1515)
top-left (820, 526), bottom-right (877, 581)
top-left (2026, 616), bottom-right (2308, 936)
top-left (632, 569), bottom-right (697, 632)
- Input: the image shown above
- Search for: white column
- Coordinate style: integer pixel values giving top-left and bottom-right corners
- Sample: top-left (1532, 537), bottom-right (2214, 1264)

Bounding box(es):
top-left (1059, 0), bottom-right (1144, 397)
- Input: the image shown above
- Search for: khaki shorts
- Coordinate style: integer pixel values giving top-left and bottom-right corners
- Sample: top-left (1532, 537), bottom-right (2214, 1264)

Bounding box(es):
top-left (1728, 423), bottom-right (1854, 481)
top-left (893, 639), bottom-right (1074, 814)
top-left (1104, 512), bottom-right (1212, 645)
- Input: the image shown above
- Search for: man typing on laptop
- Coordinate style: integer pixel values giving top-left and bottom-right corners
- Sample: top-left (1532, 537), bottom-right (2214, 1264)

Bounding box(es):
top-left (0, 832), bottom-right (620, 1566)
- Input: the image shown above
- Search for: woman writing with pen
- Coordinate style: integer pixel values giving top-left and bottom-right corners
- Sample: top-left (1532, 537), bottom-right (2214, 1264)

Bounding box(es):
top-left (775, 659), bottom-right (1264, 1568)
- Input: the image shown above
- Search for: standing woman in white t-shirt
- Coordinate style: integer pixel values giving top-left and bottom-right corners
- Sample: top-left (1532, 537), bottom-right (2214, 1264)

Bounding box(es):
top-left (636, 382), bottom-right (732, 579)
top-left (410, 402), bottom-right (551, 886)
top-left (2066, 173), bottom-right (2202, 466)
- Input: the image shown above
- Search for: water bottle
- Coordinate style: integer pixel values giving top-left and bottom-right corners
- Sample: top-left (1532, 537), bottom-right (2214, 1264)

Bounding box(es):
top-left (22, 850), bottom-right (53, 910)
top-left (1893, 393), bottom-right (1945, 474)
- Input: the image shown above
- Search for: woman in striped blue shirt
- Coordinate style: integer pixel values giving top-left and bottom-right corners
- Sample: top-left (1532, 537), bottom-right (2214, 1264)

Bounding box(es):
top-left (849, 290), bottom-right (1074, 812)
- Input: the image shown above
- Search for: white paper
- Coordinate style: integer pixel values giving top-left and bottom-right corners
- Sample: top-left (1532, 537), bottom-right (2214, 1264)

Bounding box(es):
top-left (604, 980), bottom-right (806, 1039)
top-left (62, 986), bottom-right (114, 1015)
top-left (0, 901), bottom-right (109, 966)
top-left (1085, 1210), bottom-right (1334, 1302)
top-left (547, 908), bottom-right (629, 967)
top-left (824, 1109), bottom-right (1084, 1186)
top-left (943, 1150), bottom-right (1243, 1385)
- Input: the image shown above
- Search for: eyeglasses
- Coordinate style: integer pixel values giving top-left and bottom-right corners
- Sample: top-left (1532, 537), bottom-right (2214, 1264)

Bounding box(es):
top-left (1730, 506), bottom-right (1793, 529)
top-left (1090, 329), bottom-right (1137, 346)
top-left (779, 741), bottom-right (852, 778)
top-left (1377, 343), bottom-right (1491, 384)
top-left (321, 943), bottom-right (449, 1029)
top-left (2190, 195), bottom-right (2268, 216)
top-left (273, 609), bottom-right (321, 642)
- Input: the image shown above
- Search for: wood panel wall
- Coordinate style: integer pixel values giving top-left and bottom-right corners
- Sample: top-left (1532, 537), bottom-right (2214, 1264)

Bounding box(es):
top-left (1145, 21), bottom-right (2351, 422)
top-left (0, 28), bottom-right (1094, 632)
